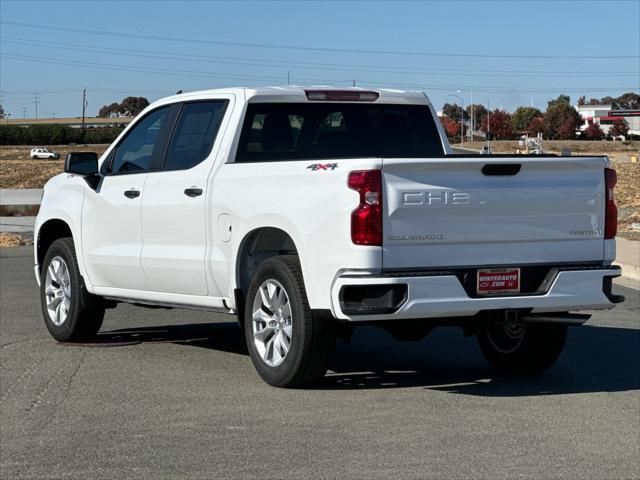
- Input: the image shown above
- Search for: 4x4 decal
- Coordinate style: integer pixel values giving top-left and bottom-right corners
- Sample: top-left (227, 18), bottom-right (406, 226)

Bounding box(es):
top-left (307, 163), bottom-right (338, 171)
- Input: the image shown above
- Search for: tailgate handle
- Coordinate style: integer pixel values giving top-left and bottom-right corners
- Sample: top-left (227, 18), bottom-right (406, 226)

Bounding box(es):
top-left (482, 164), bottom-right (521, 176)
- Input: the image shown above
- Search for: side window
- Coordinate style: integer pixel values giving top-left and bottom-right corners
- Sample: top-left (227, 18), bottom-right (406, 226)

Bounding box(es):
top-left (164, 101), bottom-right (227, 171)
top-left (110, 106), bottom-right (171, 174)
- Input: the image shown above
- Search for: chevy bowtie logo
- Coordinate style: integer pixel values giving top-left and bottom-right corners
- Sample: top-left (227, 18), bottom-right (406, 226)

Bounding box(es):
top-left (307, 163), bottom-right (338, 171)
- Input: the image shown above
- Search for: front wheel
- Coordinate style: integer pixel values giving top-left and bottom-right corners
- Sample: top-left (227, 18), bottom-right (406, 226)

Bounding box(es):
top-left (477, 321), bottom-right (567, 373)
top-left (40, 238), bottom-right (105, 342)
top-left (244, 255), bottom-right (335, 388)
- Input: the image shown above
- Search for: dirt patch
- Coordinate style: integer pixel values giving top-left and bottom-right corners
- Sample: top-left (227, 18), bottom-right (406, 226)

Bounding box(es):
top-left (0, 160), bottom-right (65, 189)
top-left (615, 163), bottom-right (640, 210)
top-left (458, 140), bottom-right (640, 155)
top-left (0, 233), bottom-right (33, 247)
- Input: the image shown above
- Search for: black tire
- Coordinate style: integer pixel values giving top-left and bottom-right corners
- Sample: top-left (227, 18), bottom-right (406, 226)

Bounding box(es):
top-left (477, 321), bottom-right (567, 373)
top-left (40, 237), bottom-right (105, 342)
top-left (244, 255), bottom-right (335, 388)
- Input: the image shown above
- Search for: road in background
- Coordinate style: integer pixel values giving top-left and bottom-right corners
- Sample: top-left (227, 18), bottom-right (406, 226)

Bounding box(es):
top-left (1, 247), bottom-right (638, 479)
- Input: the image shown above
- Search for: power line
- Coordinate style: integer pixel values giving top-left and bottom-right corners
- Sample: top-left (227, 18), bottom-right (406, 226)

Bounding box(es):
top-left (2, 53), bottom-right (635, 93)
top-left (2, 20), bottom-right (638, 60)
top-left (3, 37), bottom-right (638, 78)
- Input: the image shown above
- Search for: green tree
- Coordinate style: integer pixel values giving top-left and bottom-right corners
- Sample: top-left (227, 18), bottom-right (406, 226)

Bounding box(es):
top-left (442, 103), bottom-right (467, 121)
top-left (547, 94), bottom-right (571, 108)
top-left (511, 106), bottom-right (542, 132)
top-left (543, 95), bottom-right (582, 140)
top-left (119, 97), bottom-right (149, 117)
top-left (98, 97), bottom-right (149, 118)
top-left (613, 92), bottom-right (640, 109)
top-left (98, 102), bottom-right (119, 118)
top-left (0, 104), bottom-right (4, 119)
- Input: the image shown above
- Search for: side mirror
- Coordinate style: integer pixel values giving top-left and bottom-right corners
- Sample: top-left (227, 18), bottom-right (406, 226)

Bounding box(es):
top-left (65, 152), bottom-right (100, 189)
top-left (65, 152), bottom-right (99, 175)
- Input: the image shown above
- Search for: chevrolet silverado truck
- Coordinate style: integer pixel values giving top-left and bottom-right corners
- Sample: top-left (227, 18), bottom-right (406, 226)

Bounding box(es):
top-left (34, 87), bottom-right (623, 387)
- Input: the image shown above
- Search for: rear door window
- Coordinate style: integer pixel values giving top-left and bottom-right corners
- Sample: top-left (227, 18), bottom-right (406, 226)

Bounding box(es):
top-left (163, 101), bottom-right (228, 171)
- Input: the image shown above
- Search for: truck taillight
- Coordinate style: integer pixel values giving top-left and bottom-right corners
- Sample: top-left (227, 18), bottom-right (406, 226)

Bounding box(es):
top-left (348, 170), bottom-right (382, 246)
top-left (605, 167), bottom-right (617, 239)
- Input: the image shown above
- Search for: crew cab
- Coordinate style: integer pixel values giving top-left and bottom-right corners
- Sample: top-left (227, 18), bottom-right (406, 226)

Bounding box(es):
top-left (34, 87), bottom-right (623, 387)
top-left (30, 147), bottom-right (60, 160)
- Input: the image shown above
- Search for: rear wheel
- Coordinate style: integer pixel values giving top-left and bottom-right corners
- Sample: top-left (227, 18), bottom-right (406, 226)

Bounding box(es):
top-left (477, 320), bottom-right (567, 373)
top-left (40, 238), bottom-right (105, 342)
top-left (244, 255), bottom-right (335, 388)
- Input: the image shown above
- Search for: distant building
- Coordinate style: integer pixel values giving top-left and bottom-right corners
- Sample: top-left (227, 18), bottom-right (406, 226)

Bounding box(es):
top-left (575, 104), bottom-right (640, 138)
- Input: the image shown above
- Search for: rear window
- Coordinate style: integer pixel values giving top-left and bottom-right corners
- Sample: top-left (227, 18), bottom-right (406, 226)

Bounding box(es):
top-left (235, 103), bottom-right (444, 162)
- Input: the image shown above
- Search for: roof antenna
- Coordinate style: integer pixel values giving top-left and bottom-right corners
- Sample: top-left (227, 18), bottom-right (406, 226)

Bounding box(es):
top-left (176, 89), bottom-right (183, 94)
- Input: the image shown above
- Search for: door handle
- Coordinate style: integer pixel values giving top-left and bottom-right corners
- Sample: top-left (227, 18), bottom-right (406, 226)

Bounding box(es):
top-left (184, 188), bottom-right (203, 198)
top-left (124, 189), bottom-right (140, 199)
top-left (482, 164), bottom-right (521, 176)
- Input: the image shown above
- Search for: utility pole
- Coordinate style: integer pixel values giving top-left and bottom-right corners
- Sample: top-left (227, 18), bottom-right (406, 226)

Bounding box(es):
top-left (470, 87), bottom-right (474, 142)
top-left (50, 113), bottom-right (56, 119)
top-left (22, 107), bottom-right (27, 118)
top-left (486, 99), bottom-right (491, 153)
top-left (81, 88), bottom-right (87, 133)
top-left (352, 78), bottom-right (356, 87)
top-left (32, 92), bottom-right (40, 119)
top-left (287, 70), bottom-right (290, 85)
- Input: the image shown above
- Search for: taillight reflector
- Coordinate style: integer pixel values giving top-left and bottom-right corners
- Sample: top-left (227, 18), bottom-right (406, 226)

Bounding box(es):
top-left (348, 170), bottom-right (382, 246)
top-left (605, 167), bottom-right (617, 239)
top-left (305, 90), bottom-right (379, 102)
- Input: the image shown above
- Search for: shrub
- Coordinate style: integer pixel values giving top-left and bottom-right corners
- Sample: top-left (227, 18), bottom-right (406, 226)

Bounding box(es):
top-left (0, 124), bottom-right (124, 145)
top-left (584, 123), bottom-right (605, 140)
top-left (480, 110), bottom-right (515, 140)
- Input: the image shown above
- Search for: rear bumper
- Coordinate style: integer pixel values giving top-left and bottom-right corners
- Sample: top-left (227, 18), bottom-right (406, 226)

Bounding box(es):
top-left (330, 266), bottom-right (621, 321)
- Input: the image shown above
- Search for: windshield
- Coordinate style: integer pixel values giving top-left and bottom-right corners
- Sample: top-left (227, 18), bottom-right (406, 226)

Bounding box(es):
top-left (235, 102), bottom-right (444, 162)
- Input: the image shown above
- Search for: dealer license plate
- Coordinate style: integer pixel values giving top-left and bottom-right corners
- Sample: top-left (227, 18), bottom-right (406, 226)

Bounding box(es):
top-left (477, 268), bottom-right (521, 296)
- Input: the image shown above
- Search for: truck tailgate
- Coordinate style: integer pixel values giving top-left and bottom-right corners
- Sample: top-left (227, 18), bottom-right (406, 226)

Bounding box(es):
top-left (382, 156), bottom-right (606, 270)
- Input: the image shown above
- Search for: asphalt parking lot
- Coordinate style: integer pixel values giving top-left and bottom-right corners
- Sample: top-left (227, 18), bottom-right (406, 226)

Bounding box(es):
top-left (1, 246), bottom-right (638, 479)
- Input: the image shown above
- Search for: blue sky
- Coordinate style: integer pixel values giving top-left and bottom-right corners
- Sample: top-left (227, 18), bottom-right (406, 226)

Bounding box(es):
top-left (1, 0), bottom-right (639, 118)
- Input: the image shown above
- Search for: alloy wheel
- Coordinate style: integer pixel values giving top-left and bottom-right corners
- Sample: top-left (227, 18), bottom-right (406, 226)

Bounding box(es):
top-left (44, 256), bottom-right (71, 326)
top-left (252, 279), bottom-right (293, 367)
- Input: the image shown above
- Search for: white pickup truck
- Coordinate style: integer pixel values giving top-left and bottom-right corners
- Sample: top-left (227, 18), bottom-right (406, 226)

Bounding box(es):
top-left (34, 87), bottom-right (623, 387)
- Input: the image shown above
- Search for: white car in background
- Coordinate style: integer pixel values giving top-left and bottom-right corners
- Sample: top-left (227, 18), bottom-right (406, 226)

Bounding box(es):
top-left (30, 148), bottom-right (60, 160)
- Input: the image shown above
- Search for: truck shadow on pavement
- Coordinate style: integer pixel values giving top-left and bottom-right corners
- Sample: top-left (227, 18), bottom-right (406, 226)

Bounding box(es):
top-left (326, 325), bottom-right (640, 396)
top-left (94, 323), bottom-right (639, 397)
top-left (94, 322), bottom-right (247, 355)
